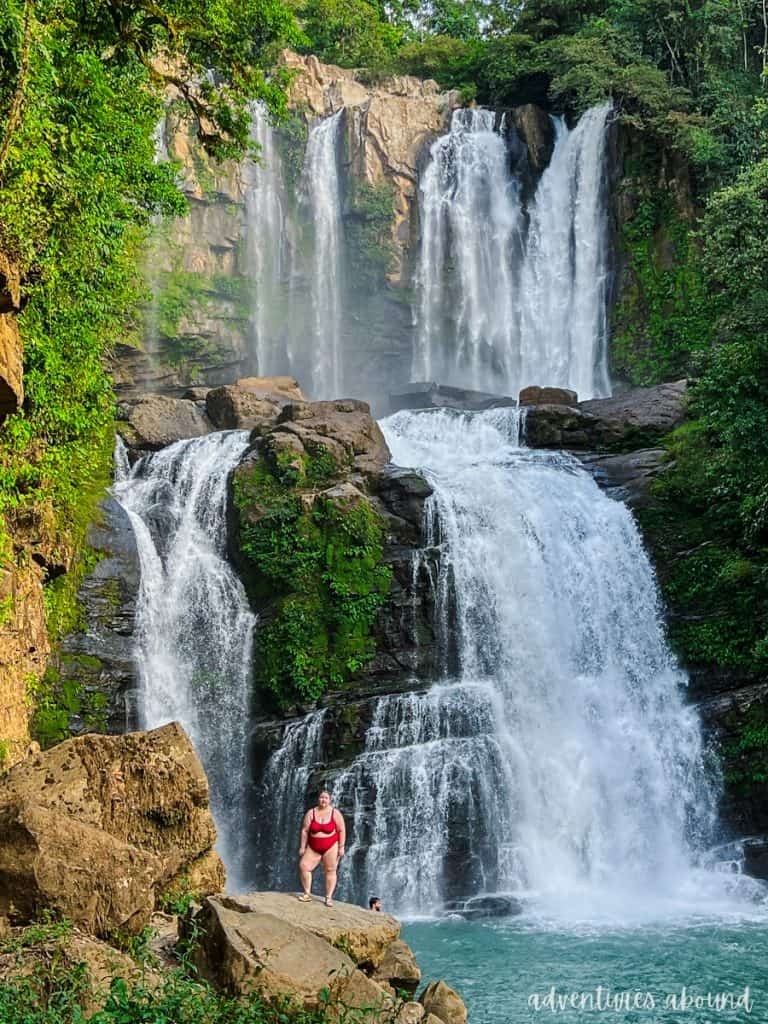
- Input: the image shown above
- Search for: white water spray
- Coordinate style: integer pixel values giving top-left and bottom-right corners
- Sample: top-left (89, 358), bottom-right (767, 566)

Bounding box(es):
top-left (114, 431), bottom-right (255, 886)
top-left (302, 110), bottom-right (345, 399)
top-left (414, 105), bottom-right (611, 399)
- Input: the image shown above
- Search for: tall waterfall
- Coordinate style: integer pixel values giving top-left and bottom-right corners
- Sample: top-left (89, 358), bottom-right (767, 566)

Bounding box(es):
top-left (268, 409), bottom-right (718, 916)
top-left (302, 110), bottom-right (345, 399)
top-left (243, 103), bottom-right (293, 377)
top-left (413, 105), bottom-right (611, 400)
top-left (114, 431), bottom-right (255, 887)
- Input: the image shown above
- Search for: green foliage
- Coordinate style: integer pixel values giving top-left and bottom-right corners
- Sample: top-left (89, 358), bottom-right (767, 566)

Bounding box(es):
top-left (160, 876), bottom-right (200, 917)
top-left (723, 706), bottom-right (768, 792)
top-left (234, 460), bottom-right (392, 707)
top-left (296, 0), bottom-right (403, 68)
top-left (28, 662), bottom-right (109, 748)
top-left (611, 189), bottom-right (711, 386)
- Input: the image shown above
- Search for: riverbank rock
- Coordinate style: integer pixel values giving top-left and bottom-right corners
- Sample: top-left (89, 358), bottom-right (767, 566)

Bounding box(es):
top-left (373, 938), bottom-right (421, 994)
top-left (0, 313), bottom-right (23, 420)
top-left (190, 894), bottom-right (396, 1017)
top-left (420, 980), bottom-right (468, 1024)
top-left (117, 394), bottom-right (211, 452)
top-left (0, 723), bottom-right (224, 934)
top-left (523, 380), bottom-right (688, 450)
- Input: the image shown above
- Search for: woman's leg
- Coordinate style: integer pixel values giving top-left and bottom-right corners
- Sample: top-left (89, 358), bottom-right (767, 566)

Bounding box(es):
top-left (321, 845), bottom-right (339, 904)
top-left (299, 848), bottom-right (322, 896)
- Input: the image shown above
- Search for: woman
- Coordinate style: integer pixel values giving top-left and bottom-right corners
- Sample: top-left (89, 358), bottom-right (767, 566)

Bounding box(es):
top-left (297, 789), bottom-right (346, 907)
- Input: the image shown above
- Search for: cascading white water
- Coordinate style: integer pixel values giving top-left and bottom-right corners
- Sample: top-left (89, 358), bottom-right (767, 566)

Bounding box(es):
top-left (243, 102), bottom-right (294, 377)
top-left (301, 110), bottom-right (345, 399)
top-left (329, 409), bottom-right (722, 916)
top-left (518, 104), bottom-right (612, 400)
top-left (113, 431), bottom-right (255, 887)
top-left (414, 105), bottom-right (611, 400)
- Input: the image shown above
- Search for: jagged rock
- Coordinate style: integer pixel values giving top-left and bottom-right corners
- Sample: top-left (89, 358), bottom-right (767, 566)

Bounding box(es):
top-left (577, 449), bottom-right (667, 509)
top-left (453, 895), bottom-right (523, 920)
top-left (373, 467), bottom-right (434, 532)
top-left (117, 394), bottom-right (211, 451)
top-left (206, 385), bottom-right (282, 431)
top-left (236, 375), bottom-right (305, 403)
top-left (0, 927), bottom-right (160, 1014)
top-left (510, 105), bottom-right (555, 172)
top-left (524, 381), bottom-right (688, 451)
top-left (420, 980), bottom-right (468, 1024)
top-left (519, 385), bottom-right (577, 406)
top-left (0, 723), bottom-right (224, 933)
top-left (183, 386), bottom-right (211, 401)
top-left (390, 383), bottom-right (516, 413)
top-left (277, 399), bottom-right (390, 477)
top-left (55, 496), bottom-right (141, 735)
top-left (191, 894), bottom-right (395, 1016)
top-left (373, 939), bottom-right (421, 995)
top-left (397, 1003), bottom-right (426, 1024)
top-left (741, 837), bottom-right (768, 880)
top-left (0, 314), bottom-right (23, 420)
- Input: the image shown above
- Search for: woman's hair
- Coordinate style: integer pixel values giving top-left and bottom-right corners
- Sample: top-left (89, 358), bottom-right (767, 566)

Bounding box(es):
top-left (319, 788), bottom-right (331, 799)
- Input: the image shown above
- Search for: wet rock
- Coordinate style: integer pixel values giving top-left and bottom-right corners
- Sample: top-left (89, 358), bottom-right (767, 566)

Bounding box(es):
top-left (373, 467), bottom-right (433, 531)
top-left (420, 980), bottom-right (468, 1024)
top-left (460, 895), bottom-right (523, 919)
top-left (510, 105), bottom-right (555, 173)
top-left (0, 723), bottom-right (224, 934)
top-left (390, 383), bottom-right (516, 413)
top-left (56, 496), bottom-right (141, 735)
top-left (577, 449), bottom-right (667, 509)
top-left (741, 837), bottom-right (768, 880)
top-left (524, 380), bottom-right (688, 451)
top-left (519, 385), bottom-right (577, 406)
top-left (117, 394), bottom-right (211, 451)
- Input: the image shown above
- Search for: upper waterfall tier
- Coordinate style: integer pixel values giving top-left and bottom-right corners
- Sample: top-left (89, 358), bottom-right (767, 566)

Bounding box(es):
top-left (414, 105), bottom-right (612, 400)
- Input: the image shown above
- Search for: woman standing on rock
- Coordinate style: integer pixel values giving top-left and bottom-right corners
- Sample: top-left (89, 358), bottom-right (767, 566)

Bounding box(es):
top-left (298, 789), bottom-right (346, 907)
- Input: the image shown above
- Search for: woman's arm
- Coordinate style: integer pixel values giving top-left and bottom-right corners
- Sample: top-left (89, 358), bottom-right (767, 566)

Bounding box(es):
top-left (334, 809), bottom-right (346, 856)
top-left (299, 811), bottom-right (310, 856)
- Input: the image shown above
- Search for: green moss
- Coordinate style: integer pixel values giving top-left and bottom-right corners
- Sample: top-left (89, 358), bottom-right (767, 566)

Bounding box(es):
top-left (276, 110), bottom-right (309, 193)
top-left (611, 185), bottom-right (712, 387)
top-left (723, 705), bottom-right (768, 793)
top-left (345, 179), bottom-right (397, 287)
top-left (29, 659), bottom-right (109, 749)
top-left (234, 459), bottom-right (392, 707)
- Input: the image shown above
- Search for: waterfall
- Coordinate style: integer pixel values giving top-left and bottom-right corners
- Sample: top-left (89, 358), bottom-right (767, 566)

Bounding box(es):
top-left (113, 431), bottom-right (255, 887)
top-left (326, 409), bottom-right (719, 916)
top-left (243, 103), bottom-right (294, 377)
top-left (413, 105), bottom-right (611, 400)
top-left (301, 110), bottom-right (345, 399)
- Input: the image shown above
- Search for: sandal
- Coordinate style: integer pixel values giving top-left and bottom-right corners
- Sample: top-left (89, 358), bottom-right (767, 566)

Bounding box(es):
top-left (297, 893), bottom-right (312, 902)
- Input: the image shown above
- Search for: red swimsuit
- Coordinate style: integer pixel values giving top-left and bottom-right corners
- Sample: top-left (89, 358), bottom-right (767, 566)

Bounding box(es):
top-left (308, 809), bottom-right (340, 854)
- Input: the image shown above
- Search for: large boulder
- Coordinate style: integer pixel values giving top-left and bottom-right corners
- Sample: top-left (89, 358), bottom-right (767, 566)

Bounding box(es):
top-left (206, 377), bottom-right (305, 430)
top-left (117, 394), bottom-right (211, 451)
top-left (190, 894), bottom-right (395, 1018)
top-left (420, 981), bottom-right (468, 1024)
top-left (524, 380), bottom-right (688, 451)
top-left (274, 399), bottom-right (391, 477)
top-left (0, 723), bottom-right (224, 934)
top-left (373, 938), bottom-right (421, 995)
top-left (390, 383), bottom-right (516, 414)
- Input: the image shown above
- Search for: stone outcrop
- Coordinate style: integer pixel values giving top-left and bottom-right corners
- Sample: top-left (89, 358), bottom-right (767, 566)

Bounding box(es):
top-left (0, 564), bottom-right (47, 766)
top-left (576, 449), bottom-right (667, 509)
top-left (190, 894), bottom-right (396, 1015)
top-left (420, 981), bottom-right (468, 1024)
top-left (519, 385), bottom-right (577, 406)
top-left (283, 51), bottom-right (460, 285)
top-left (523, 380), bottom-right (688, 451)
top-left (53, 495), bottom-right (141, 736)
top-left (272, 399), bottom-right (391, 478)
top-left (117, 393), bottom-right (212, 453)
top-left (390, 382), bottom-right (516, 413)
top-left (190, 893), bottom-right (465, 1023)
top-left (0, 723), bottom-right (224, 934)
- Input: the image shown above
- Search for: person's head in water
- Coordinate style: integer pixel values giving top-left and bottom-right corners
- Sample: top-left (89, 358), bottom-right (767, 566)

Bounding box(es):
top-left (369, 896), bottom-right (381, 912)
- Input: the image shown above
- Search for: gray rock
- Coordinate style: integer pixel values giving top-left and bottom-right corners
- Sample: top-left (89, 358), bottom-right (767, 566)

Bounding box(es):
top-left (117, 394), bottom-right (211, 451)
top-left (524, 380), bottom-right (687, 451)
top-left (390, 383), bottom-right (516, 413)
top-left (577, 449), bottom-right (667, 509)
